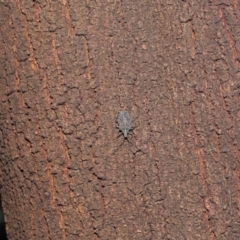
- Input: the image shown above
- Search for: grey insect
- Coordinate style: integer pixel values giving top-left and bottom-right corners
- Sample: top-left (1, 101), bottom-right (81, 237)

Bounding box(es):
top-left (117, 111), bottom-right (133, 138)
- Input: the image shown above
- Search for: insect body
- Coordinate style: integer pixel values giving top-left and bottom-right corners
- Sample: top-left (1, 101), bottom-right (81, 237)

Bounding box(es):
top-left (117, 111), bottom-right (133, 138)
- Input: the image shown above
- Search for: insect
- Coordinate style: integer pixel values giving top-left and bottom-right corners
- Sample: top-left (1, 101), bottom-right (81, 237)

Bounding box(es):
top-left (117, 111), bottom-right (133, 138)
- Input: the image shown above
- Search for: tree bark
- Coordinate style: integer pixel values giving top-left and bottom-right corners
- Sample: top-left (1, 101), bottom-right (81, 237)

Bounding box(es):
top-left (1, 0), bottom-right (240, 239)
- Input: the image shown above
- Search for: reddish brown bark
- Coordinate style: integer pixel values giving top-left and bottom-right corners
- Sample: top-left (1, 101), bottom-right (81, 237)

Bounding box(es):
top-left (0, 1), bottom-right (240, 239)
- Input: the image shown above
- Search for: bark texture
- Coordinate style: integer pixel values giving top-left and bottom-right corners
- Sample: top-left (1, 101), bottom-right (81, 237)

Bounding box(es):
top-left (0, 0), bottom-right (240, 239)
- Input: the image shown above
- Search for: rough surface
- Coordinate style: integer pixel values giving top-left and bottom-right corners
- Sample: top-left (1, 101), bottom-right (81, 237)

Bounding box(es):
top-left (0, 0), bottom-right (240, 239)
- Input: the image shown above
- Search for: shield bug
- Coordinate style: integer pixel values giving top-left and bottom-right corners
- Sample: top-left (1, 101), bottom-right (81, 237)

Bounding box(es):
top-left (117, 111), bottom-right (133, 138)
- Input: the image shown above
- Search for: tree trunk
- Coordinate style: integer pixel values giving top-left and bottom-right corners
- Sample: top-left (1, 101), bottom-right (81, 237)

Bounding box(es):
top-left (1, 1), bottom-right (240, 239)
